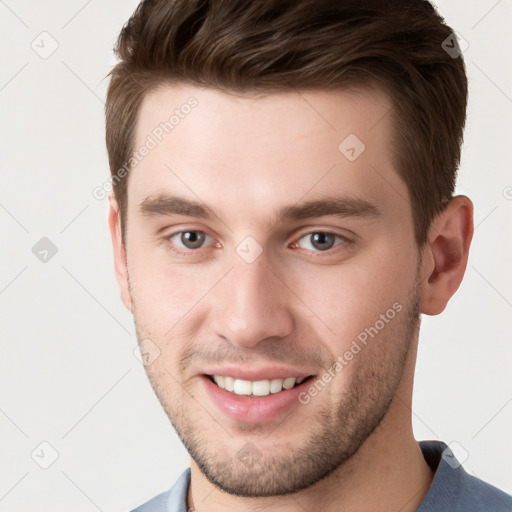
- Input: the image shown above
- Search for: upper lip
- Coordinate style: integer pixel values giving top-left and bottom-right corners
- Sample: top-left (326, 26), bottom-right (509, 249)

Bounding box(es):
top-left (201, 366), bottom-right (315, 381)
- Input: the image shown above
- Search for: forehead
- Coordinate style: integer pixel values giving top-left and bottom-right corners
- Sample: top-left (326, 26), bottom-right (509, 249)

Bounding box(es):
top-left (128, 83), bottom-right (407, 225)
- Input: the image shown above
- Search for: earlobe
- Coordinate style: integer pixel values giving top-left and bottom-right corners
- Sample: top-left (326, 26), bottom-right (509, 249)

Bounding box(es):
top-left (108, 194), bottom-right (133, 313)
top-left (419, 196), bottom-right (474, 316)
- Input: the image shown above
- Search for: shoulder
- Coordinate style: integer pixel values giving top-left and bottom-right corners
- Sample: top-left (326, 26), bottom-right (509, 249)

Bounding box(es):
top-left (130, 489), bottom-right (172, 512)
top-left (458, 471), bottom-right (512, 511)
top-left (129, 468), bottom-right (191, 512)
top-left (418, 441), bottom-right (512, 512)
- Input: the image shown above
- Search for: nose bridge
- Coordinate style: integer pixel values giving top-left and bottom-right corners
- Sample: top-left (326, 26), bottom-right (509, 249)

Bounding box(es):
top-left (211, 253), bottom-right (294, 347)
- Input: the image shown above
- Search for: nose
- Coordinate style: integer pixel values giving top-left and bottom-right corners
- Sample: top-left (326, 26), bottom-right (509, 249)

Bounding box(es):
top-left (209, 255), bottom-right (295, 349)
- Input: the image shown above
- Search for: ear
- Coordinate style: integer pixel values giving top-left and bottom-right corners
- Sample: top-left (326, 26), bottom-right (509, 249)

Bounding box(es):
top-left (419, 195), bottom-right (474, 316)
top-left (108, 194), bottom-right (133, 313)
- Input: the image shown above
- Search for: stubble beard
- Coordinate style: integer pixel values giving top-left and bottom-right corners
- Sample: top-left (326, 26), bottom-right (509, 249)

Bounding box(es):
top-left (133, 286), bottom-right (420, 497)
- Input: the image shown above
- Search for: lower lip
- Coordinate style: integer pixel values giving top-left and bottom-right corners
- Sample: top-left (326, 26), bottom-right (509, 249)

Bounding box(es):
top-left (201, 375), bottom-right (312, 423)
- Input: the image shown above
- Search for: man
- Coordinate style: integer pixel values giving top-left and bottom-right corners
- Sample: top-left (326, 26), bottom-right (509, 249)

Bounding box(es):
top-left (105, 1), bottom-right (512, 511)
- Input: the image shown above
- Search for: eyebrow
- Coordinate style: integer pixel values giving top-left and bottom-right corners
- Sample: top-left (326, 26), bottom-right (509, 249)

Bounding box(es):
top-left (278, 196), bottom-right (380, 221)
top-left (139, 193), bottom-right (381, 222)
top-left (140, 194), bottom-right (216, 219)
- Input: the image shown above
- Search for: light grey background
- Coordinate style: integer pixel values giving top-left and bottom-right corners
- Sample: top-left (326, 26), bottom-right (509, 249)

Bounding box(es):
top-left (0, 1), bottom-right (511, 511)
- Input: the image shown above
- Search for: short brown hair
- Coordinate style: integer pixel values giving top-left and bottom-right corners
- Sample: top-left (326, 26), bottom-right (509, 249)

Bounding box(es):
top-left (105, 0), bottom-right (467, 244)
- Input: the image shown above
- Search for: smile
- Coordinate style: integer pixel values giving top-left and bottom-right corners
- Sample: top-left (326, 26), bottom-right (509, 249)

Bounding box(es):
top-left (209, 375), bottom-right (309, 396)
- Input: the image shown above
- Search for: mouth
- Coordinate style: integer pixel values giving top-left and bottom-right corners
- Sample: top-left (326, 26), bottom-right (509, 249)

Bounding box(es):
top-left (206, 374), bottom-right (314, 397)
top-left (201, 371), bottom-right (317, 422)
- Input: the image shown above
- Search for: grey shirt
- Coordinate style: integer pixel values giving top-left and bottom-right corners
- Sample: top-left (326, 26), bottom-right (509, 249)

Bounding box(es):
top-left (131, 441), bottom-right (512, 511)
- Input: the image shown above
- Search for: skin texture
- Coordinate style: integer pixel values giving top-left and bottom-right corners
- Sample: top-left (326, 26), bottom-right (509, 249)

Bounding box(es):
top-left (109, 84), bottom-right (473, 512)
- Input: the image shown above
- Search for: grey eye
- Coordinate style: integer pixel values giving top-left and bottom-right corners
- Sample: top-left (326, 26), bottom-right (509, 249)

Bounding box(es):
top-left (310, 232), bottom-right (335, 250)
top-left (181, 231), bottom-right (206, 249)
top-left (170, 231), bottom-right (209, 249)
top-left (297, 232), bottom-right (342, 251)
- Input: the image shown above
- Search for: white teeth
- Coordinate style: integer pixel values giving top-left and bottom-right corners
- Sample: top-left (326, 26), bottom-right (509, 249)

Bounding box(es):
top-left (233, 379), bottom-right (252, 395)
top-left (224, 376), bottom-right (235, 391)
top-left (270, 378), bottom-right (284, 394)
top-left (252, 380), bottom-right (270, 396)
top-left (282, 377), bottom-right (296, 390)
top-left (211, 375), bottom-right (306, 396)
top-left (213, 375), bottom-right (225, 388)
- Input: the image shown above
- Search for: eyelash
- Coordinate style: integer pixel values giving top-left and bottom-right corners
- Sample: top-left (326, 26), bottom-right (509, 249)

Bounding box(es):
top-left (165, 229), bottom-right (351, 257)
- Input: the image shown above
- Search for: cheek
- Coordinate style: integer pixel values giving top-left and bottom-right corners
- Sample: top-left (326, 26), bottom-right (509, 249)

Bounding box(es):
top-left (127, 247), bottom-right (206, 320)
top-left (286, 240), bottom-right (417, 349)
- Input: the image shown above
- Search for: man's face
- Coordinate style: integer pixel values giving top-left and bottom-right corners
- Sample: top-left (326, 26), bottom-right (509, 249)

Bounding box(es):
top-left (119, 84), bottom-right (422, 496)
